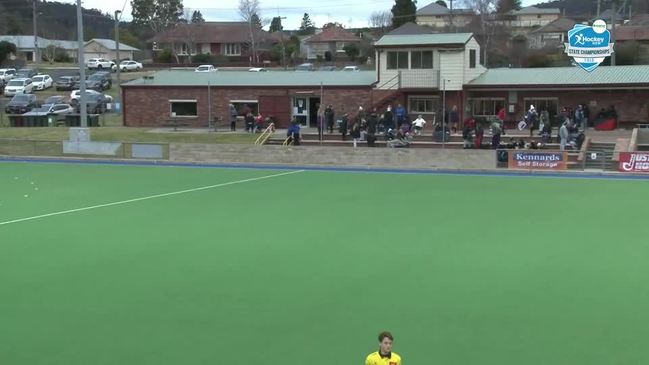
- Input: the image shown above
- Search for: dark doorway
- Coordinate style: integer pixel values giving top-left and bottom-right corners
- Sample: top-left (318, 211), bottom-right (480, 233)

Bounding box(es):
top-left (309, 97), bottom-right (321, 127)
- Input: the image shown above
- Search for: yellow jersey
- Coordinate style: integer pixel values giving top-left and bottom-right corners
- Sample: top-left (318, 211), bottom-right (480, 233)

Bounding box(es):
top-left (366, 351), bottom-right (402, 365)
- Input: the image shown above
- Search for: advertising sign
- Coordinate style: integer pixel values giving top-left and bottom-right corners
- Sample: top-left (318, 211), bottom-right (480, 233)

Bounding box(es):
top-left (508, 151), bottom-right (568, 170)
top-left (564, 20), bottom-right (615, 72)
top-left (618, 152), bottom-right (649, 173)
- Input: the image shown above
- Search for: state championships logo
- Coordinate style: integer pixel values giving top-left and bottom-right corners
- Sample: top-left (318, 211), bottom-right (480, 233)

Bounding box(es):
top-left (564, 19), bottom-right (615, 72)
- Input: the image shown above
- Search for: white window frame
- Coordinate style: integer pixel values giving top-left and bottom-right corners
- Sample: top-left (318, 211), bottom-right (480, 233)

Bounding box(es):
top-left (222, 43), bottom-right (241, 56)
top-left (468, 97), bottom-right (506, 117)
top-left (408, 95), bottom-right (440, 114)
top-left (169, 99), bottom-right (198, 118)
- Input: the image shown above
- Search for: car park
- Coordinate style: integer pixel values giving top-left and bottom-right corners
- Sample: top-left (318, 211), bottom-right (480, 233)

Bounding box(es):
top-left (5, 94), bottom-right (39, 114)
top-left (55, 75), bottom-right (81, 91)
top-left (248, 67), bottom-right (268, 72)
top-left (3, 78), bottom-right (33, 96)
top-left (69, 89), bottom-right (113, 104)
top-left (0, 68), bottom-right (17, 83)
top-left (86, 58), bottom-right (117, 71)
top-left (31, 74), bottom-right (53, 90)
top-left (85, 71), bottom-right (112, 91)
top-left (74, 93), bottom-right (111, 114)
top-left (296, 63), bottom-right (316, 72)
top-left (342, 65), bottom-right (360, 72)
top-left (120, 60), bottom-right (143, 72)
top-left (16, 68), bottom-right (38, 78)
top-left (194, 65), bottom-right (217, 72)
top-left (23, 103), bottom-right (74, 118)
top-left (44, 95), bottom-right (67, 105)
top-left (318, 66), bottom-right (337, 71)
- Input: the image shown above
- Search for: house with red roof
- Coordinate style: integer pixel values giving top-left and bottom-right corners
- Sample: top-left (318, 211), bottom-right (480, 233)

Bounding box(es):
top-left (303, 27), bottom-right (362, 60)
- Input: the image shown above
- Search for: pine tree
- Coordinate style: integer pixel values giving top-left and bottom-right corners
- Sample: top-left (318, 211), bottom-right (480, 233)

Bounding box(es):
top-left (191, 10), bottom-right (205, 23)
top-left (391, 0), bottom-right (417, 28)
top-left (496, 0), bottom-right (522, 14)
top-left (435, 0), bottom-right (447, 7)
top-left (250, 13), bottom-right (263, 30)
top-left (299, 13), bottom-right (316, 35)
top-left (269, 16), bottom-right (282, 32)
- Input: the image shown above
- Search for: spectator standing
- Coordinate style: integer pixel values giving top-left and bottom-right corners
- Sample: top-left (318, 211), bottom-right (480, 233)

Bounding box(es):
top-left (244, 112), bottom-right (255, 133)
top-left (450, 105), bottom-right (460, 133)
top-left (395, 104), bottom-right (406, 129)
top-left (462, 124), bottom-right (473, 149)
top-left (384, 106), bottom-right (395, 132)
top-left (526, 105), bottom-right (539, 137)
top-left (367, 109), bottom-right (379, 135)
top-left (475, 122), bottom-right (484, 149)
top-left (559, 121), bottom-right (569, 150)
top-left (350, 122), bottom-right (361, 148)
top-left (229, 104), bottom-right (237, 131)
top-left (325, 105), bottom-right (335, 134)
top-left (339, 113), bottom-right (349, 141)
top-left (574, 104), bottom-right (585, 129)
top-left (491, 120), bottom-right (502, 149)
top-left (539, 107), bottom-right (550, 132)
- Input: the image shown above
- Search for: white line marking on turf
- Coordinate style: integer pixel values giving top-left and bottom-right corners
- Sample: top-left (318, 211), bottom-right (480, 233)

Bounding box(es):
top-left (0, 170), bottom-right (304, 227)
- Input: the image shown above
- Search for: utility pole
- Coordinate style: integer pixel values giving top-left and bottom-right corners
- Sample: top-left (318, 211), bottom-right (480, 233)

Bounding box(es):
top-left (77, 0), bottom-right (87, 127)
top-left (611, 1), bottom-right (617, 65)
top-left (277, 9), bottom-right (287, 70)
top-left (33, 0), bottom-right (39, 68)
top-left (597, 0), bottom-right (601, 17)
top-left (115, 10), bottom-right (122, 120)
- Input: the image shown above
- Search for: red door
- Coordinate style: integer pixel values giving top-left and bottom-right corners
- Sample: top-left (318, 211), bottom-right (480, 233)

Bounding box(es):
top-left (259, 96), bottom-right (291, 128)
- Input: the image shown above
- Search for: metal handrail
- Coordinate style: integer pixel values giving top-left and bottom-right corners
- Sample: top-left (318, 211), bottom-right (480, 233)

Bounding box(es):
top-left (282, 136), bottom-right (293, 146)
top-left (254, 123), bottom-right (275, 145)
top-left (376, 73), bottom-right (400, 90)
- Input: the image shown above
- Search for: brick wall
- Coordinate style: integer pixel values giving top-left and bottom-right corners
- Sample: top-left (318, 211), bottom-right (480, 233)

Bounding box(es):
top-left (123, 86), bottom-right (372, 128)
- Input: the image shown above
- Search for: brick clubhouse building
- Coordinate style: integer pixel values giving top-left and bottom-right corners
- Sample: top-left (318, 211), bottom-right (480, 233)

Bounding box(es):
top-left (122, 32), bottom-right (649, 129)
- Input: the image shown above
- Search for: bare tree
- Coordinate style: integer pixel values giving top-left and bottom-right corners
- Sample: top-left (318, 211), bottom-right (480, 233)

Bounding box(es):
top-left (369, 11), bottom-right (392, 29)
top-left (181, 8), bottom-right (199, 63)
top-left (463, 0), bottom-right (496, 67)
top-left (238, 0), bottom-right (269, 64)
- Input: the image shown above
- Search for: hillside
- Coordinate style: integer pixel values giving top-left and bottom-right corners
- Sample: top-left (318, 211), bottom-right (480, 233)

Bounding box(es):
top-left (533, 0), bottom-right (639, 19)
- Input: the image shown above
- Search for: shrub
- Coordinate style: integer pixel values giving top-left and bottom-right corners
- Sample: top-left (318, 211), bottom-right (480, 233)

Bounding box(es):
top-left (157, 48), bottom-right (173, 63)
top-left (192, 53), bottom-right (215, 63)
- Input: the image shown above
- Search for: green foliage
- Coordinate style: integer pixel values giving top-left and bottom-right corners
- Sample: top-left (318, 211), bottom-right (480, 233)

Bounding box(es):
top-left (343, 43), bottom-right (360, 61)
top-left (616, 41), bottom-right (640, 65)
top-left (316, 55), bottom-right (324, 62)
top-left (358, 55), bottom-right (369, 65)
top-left (191, 10), bottom-right (205, 23)
top-left (435, 0), bottom-right (447, 7)
top-left (157, 48), bottom-right (174, 63)
top-left (269, 17), bottom-right (282, 32)
top-left (526, 53), bottom-right (553, 67)
top-left (496, 0), bottom-right (522, 13)
top-left (192, 53), bottom-right (214, 63)
top-left (250, 13), bottom-right (263, 30)
top-left (130, 0), bottom-right (184, 33)
top-left (324, 51), bottom-right (333, 62)
top-left (0, 41), bottom-right (17, 65)
top-left (391, 0), bottom-right (417, 28)
top-left (299, 13), bottom-right (316, 35)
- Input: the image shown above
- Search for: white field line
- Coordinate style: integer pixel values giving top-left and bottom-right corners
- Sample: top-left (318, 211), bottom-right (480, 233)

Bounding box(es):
top-left (0, 170), bottom-right (304, 227)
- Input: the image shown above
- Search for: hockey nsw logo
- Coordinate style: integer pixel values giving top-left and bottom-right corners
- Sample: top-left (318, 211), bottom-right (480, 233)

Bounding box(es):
top-left (564, 20), bottom-right (614, 72)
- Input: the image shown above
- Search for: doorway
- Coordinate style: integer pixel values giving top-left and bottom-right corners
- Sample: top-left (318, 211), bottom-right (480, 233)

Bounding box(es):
top-left (309, 97), bottom-right (321, 127)
top-left (292, 97), bottom-right (321, 127)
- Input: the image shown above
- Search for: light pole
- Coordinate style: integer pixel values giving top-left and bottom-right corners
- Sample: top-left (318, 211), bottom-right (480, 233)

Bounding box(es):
top-left (115, 10), bottom-right (122, 120)
top-left (33, 0), bottom-right (39, 68)
top-left (77, 0), bottom-right (87, 127)
top-left (442, 78), bottom-right (447, 149)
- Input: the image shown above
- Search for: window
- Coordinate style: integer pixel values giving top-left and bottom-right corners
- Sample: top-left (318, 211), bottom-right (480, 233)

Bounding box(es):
top-left (524, 98), bottom-right (559, 118)
top-left (469, 98), bottom-right (505, 117)
top-left (387, 51), bottom-right (408, 69)
top-left (469, 49), bottom-right (476, 68)
top-left (231, 100), bottom-right (259, 116)
top-left (170, 100), bottom-right (197, 117)
top-left (222, 43), bottom-right (241, 56)
top-left (409, 96), bottom-right (440, 114)
top-left (411, 51), bottom-right (434, 69)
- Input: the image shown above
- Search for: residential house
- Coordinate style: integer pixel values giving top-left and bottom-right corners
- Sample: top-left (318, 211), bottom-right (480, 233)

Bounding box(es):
top-left (493, 6), bottom-right (561, 29)
top-left (528, 18), bottom-right (576, 49)
top-left (83, 39), bottom-right (139, 61)
top-left (386, 22), bottom-right (434, 36)
top-left (303, 27), bottom-right (362, 60)
top-left (0, 35), bottom-right (50, 62)
top-left (592, 10), bottom-right (627, 28)
top-left (149, 22), bottom-right (275, 63)
top-left (373, 33), bottom-right (485, 119)
top-left (416, 2), bottom-right (474, 29)
top-left (615, 25), bottom-right (649, 63)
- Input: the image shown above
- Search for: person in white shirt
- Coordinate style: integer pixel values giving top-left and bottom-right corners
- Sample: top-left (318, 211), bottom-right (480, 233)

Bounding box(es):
top-left (412, 115), bottom-right (427, 135)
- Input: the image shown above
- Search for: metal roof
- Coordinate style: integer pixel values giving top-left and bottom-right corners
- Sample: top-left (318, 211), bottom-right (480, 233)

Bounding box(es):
top-left (512, 6), bottom-right (561, 15)
top-left (374, 33), bottom-right (473, 47)
top-left (124, 70), bottom-right (377, 87)
top-left (416, 2), bottom-right (473, 16)
top-left (0, 35), bottom-right (50, 49)
top-left (467, 65), bottom-right (649, 87)
top-left (85, 39), bottom-right (139, 51)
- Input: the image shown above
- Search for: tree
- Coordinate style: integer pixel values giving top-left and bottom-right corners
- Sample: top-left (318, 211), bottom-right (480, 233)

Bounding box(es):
top-left (269, 17), bottom-right (282, 32)
top-left (369, 11), bottom-right (392, 29)
top-left (323, 22), bottom-right (345, 29)
top-left (462, 0), bottom-right (496, 67)
top-left (495, 0), bottom-right (521, 13)
top-left (343, 43), bottom-right (360, 61)
top-left (239, 0), bottom-right (267, 63)
top-left (131, 0), bottom-right (184, 33)
top-left (250, 13), bottom-right (263, 30)
top-left (391, 0), bottom-right (417, 28)
top-left (435, 0), bottom-right (448, 7)
top-left (191, 10), bottom-right (204, 23)
top-left (299, 13), bottom-right (316, 35)
top-left (0, 41), bottom-right (17, 65)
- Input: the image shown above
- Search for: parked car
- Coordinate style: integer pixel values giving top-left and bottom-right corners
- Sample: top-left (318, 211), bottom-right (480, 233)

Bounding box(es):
top-left (31, 74), bottom-right (53, 90)
top-left (86, 58), bottom-right (117, 71)
top-left (69, 89), bottom-right (113, 104)
top-left (16, 68), bottom-right (38, 78)
top-left (23, 103), bottom-right (74, 119)
top-left (318, 66), bottom-right (337, 71)
top-left (342, 65), bottom-right (360, 72)
top-left (5, 94), bottom-right (39, 114)
top-left (74, 93), bottom-right (111, 114)
top-left (248, 67), bottom-right (268, 72)
top-left (296, 63), bottom-right (315, 72)
top-left (0, 68), bottom-right (17, 83)
top-left (3, 78), bottom-right (33, 96)
top-left (55, 75), bottom-right (81, 91)
top-left (44, 95), bottom-right (67, 105)
top-left (195, 65), bottom-right (217, 72)
top-left (85, 71), bottom-right (112, 91)
top-left (120, 60), bottom-right (143, 72)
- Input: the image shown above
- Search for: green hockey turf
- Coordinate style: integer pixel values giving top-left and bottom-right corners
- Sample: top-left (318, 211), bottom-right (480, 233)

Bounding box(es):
top-left (1, 162), bottom-right (648, 365)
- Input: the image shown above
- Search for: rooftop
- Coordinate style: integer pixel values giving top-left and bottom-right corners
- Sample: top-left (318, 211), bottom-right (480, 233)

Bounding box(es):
top-left (387, 22), bottom-right (435, 36)
top-left (304, 27), bottom-right (361, 43)
top-left (530, 18), bottom-right (577, 34)
top-left (374, 33), bottom-right (473, 47)
top-left (467, 65), bottom-right (649, 87)
top-left (85, 39), bottom-right (139, 51)
top-left (615, 26), bottom-right (649, 41)
top-left (0, 35), bottom-right (50, 49)
top-left (124, 70), bottom-right (377, 87)
top-left (416, 2), bottom-right (473, 16)
top-left (148, 22), bottom-right (272, 44)
top-left (512, 6), bottom-right (561, 15)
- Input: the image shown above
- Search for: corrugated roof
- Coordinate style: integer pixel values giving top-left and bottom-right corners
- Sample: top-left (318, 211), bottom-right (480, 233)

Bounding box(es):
top-left (387, 23), bottom-right (435, 36)
top-left (416, 2), bottom-right (473, 16)
top-left (374, 33), bottom-right (473, 47)
top-left (467, 65), bottom-right (649, 87)
top-left (85, 39), bottom-right (139, 51)
top-left (530, 18), bottom-right (576, 34)
top-left (0, 35), bottom-right (50, 49)
top-left (124, 70), bottom-right (377, 87)
top-left (513, 6), bottom-right (561, 15)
